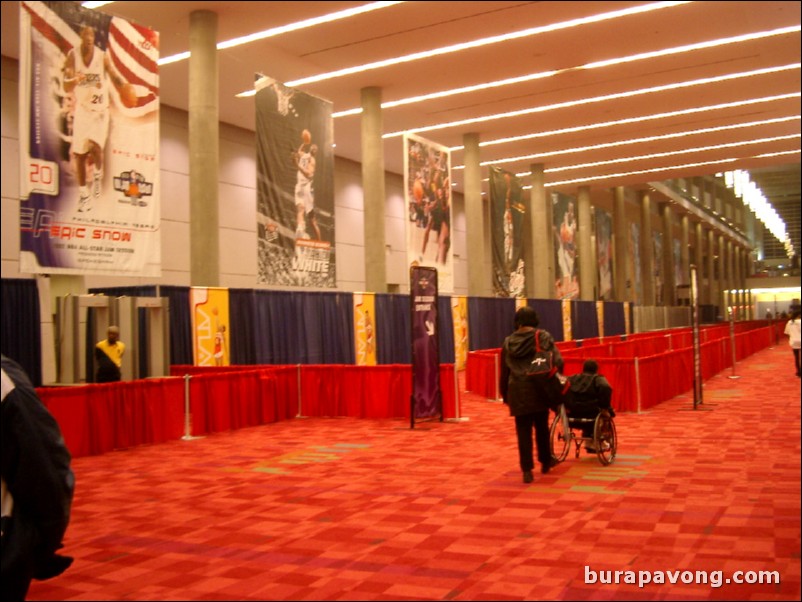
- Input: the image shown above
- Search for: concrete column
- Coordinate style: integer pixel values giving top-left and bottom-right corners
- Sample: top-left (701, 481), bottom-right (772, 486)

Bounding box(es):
top-left (613, 187), bottom-right (628, 302)
top-left (639, 190), bottom-right (655, 306)
top-left (361, 87), bottom-right (386, 293)
top-left (528, 163), bottom-right (553, 299)
top-left (577, 186), bottom-right (594, 301)
top-left (723, 239), bottom-right (733, 316)
top-left (661, 203), bottom-right (675, 306)
top-left (189, 10), bottom-right (219, 286)
top-left (734, 245), bottom-right (743, 318)
top-left (706, 228), bottom-right (716, 309)
top-left (694, 222), bottom-right (705, 304)
top-left (463, 133), bottom-right (485, 297)
top-left (679, 214), bottom-right (690, 288)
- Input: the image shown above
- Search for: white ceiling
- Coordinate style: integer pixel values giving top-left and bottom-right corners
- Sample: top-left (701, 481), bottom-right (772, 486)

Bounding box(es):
top-left (2, 1), bottom-right (800, 230)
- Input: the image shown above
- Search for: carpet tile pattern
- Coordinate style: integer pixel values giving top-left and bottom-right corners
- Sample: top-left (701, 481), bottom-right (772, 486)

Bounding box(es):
top-left (26, 343), bottom-right (800, 600)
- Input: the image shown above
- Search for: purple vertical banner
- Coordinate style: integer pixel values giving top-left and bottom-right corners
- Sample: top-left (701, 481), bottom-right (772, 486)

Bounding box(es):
top-left (410, 265), bottom-right (441, 427)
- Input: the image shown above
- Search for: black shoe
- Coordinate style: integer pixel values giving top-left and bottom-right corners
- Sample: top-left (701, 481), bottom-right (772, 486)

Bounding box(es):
top-left (522, 470), bottom-right (534, 483)
top-left (541, 460), bottom-right (555, 474)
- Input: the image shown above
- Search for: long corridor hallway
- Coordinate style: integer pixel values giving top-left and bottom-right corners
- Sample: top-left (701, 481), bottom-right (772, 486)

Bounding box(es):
top-left (28, 343), bottom-right (801, 601)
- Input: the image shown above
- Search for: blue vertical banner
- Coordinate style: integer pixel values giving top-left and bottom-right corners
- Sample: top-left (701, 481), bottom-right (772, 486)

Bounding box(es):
top-left (410, 266), bottom-right (441, 426)
top-left (19, 1), bottom-right (161, 276)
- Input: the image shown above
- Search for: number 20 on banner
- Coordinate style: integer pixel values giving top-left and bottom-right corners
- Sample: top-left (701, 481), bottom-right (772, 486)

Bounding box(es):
top-left (27, 157), bottom-right (59, 196)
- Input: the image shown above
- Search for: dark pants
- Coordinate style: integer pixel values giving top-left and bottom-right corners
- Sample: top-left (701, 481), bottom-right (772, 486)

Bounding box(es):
top-left (793, 348), bottom-right (800, 376)
top-left (514, 410), bottom-right (551, 472)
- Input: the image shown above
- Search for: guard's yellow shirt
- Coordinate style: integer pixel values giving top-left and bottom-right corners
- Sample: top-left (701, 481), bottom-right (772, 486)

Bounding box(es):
top-left (96, 340), bottom-right (125, 367)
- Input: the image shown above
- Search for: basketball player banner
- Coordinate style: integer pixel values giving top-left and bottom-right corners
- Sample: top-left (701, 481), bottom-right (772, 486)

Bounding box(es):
top-left (18, 1), bottom-right (161, 276)
top-left (410, 265), bottom-right (442, 427)
top-left (404, 133), bottom-right (453, 293)
top-left (489, 166), bottom-right (525, 297)
top-left (255, 74), bottom-right (335, 288)
top-left (190, 287), bottom-right (230, 367)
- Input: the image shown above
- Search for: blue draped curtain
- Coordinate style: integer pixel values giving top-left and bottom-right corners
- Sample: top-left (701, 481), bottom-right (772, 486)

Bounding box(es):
top-left (244, 290), bottom-right (354, 365)
top-left (603, 301), bottom-right (626, 337)
top-left (1, 278), bottom-right (42, 387)
top-left (572, 300), bottom-right (599, 340)
top-left (530, 298), bottom-right (564, 342)
top-left (158, 285), bottom-right (192, 366)
top-left (375, 293), bottom-right (411, 364)
top-left (228, 289), bottom-right (257, 364)
top-left (438, 295), bottom-right (455, 363)
top-left (468, 297), bottom-right (516, 350)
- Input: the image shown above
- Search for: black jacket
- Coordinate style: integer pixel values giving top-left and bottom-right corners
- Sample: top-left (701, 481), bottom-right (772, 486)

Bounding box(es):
top-left (499, 328), bottom-right (563, 416)
top-left (2, 355), bottom-right (74, 600)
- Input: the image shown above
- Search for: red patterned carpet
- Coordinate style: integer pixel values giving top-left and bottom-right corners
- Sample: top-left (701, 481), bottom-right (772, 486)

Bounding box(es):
top-left (28, 343), bottom-right (800, 601)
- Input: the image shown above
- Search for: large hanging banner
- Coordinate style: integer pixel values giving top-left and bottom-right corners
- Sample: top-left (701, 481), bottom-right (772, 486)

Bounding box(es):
top-left (19, 1), bottom-right (160, 276)
top-left (404, 133), bottom-right (453, 293)
top-left (451, 296), bottom-right (468, 371)
top-left (653, 231), bottom-right (664, 305)
top-left (630, 223), bottom-right (642, 304)
top-left (190, 287), bottom-right (230, 367)
top-left (354, 292), bottom-right (377, 366)
top-left (410, 266), bottom-right (441, 425)
top-left (552, 192), bottom-right (579, 299)
top-left (489, 166), bottom-right (526, 297)
top-left (595, 208), bottom-right (614, 301)
top-left (255, 75), bottom-right (335, 287)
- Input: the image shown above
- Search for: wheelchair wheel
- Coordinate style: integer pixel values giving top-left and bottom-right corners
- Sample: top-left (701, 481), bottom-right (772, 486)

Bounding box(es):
top-left (593, 411), bottom-right (617, 466)
top-left (550, 408), bottom-right (571, 462)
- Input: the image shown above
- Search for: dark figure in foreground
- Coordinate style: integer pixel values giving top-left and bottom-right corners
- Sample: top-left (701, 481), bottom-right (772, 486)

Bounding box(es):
top-left (500, 306), bottom-right (563, 483)
top-left (2, 355), bottom-right (74, 601)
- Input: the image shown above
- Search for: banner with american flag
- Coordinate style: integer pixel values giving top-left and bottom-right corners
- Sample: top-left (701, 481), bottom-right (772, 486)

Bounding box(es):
top-left (19, 1), bottom-right (160, 276)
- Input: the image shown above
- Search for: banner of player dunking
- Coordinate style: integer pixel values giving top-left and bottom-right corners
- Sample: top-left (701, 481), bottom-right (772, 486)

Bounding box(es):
top-left (410, 266), bottom-right (442, 426)
top-left (190, 287), bottom-right (230, 367)
top-left (354, 292), bottom-right (377, 366)
top-left (404, 133), bottom-right (453, 293)
top-left (254, 74), bottom-right (335, 288)
top-left (18, 1), bottom-right (160, 276)
top-left (552, 192), bottom-right (579, 300)
top-left (489, 166), bottom-right (526, 298)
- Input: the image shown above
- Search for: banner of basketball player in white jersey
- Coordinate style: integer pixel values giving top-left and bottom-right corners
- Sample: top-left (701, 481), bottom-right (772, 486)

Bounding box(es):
top-left (489, 166), bottom-right (526, 298)
top-left (19, 1), bottom-right (160, 276)
top-left (404, 133), bottom-right (454, 293)
top-left (255, 75), bottom-right (335, 288)
top-left (552, 192), bottom-right (579, 300)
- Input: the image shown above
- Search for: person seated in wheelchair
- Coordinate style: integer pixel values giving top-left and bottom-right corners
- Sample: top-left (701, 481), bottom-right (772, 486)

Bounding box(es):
top-left (566, 359), bottom-right (614, 452)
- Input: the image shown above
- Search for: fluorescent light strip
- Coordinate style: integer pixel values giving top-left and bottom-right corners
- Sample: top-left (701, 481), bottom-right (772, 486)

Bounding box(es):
top-left (159, 1), bottom-right (405, 67)
top-left (543, 134), bottom-right (800, 174)
top-left (451, 93), bottom-right (801, 151)
top-left (458, 116), bottom-right (800, 168)
top-left (536, 150), bottom-right (800, 188)
top-left (332, 25), bottom-right (799, 117)
top-left (282, 1), bottom-right (688, 89)
top-left (384, 63), bottom-right (801, 138)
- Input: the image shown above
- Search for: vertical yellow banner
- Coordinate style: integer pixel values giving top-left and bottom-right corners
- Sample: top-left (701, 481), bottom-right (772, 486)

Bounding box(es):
top-left (354, 293), bottom-right (376, 366)
top-left (562, 298), bottom-right (572, 342)
top-left (596, 301), bottom-right (605, 338)
top-left (190, 287), bottom-right (231, 366)
top-left (451, 296), bottom-right (469, 370)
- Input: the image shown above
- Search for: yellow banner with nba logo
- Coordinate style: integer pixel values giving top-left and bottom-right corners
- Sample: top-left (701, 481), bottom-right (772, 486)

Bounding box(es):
top-left (354, 293), bottom-right (376, 366)
top-left (451, 296), bottom-right (468, 370)
top-left (190, 287), bottom-right (230, 366)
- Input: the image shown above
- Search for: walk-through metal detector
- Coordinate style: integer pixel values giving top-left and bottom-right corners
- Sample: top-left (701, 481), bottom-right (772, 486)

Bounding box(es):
top-left (115, 296), bottom-right (170, 380)
top-left (56, 294), bottom-right (111, 384)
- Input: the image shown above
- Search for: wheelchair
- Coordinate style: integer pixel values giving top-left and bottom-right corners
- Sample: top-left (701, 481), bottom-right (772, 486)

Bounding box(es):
top-left (550, 403), bottom-right (617, 466)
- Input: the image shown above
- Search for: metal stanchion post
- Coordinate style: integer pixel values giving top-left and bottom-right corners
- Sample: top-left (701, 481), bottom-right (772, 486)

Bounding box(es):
top-left (181, 373), bottom-right (203, 441)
